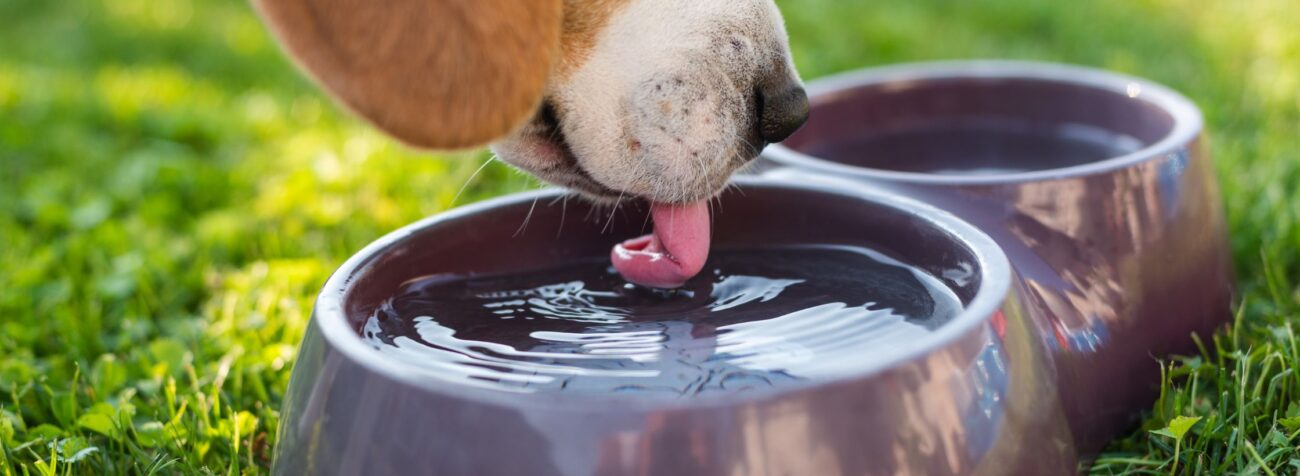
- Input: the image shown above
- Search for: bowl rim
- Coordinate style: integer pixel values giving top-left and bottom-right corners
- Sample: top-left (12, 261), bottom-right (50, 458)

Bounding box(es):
top-left (763, 60), bottom-right (1204, 185)
top-left (309, 176), bottom-right (1012, 411)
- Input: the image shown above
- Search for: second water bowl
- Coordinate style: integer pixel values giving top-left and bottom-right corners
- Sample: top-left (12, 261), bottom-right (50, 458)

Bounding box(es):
top-left (762, 60), bottom-right (1236, 453)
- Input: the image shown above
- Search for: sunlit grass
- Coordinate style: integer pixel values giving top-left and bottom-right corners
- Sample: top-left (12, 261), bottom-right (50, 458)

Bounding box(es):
top-left (1, 0), bottom-right (1297, 473)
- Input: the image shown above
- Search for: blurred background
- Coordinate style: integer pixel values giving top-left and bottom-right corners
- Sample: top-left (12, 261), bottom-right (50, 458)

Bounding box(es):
top-left (1, 0), bottom-right (1297, 473)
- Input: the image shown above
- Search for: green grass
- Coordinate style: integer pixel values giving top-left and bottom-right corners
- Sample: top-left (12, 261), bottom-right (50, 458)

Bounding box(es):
top-left (0, 0), bottom-right (1296, 473)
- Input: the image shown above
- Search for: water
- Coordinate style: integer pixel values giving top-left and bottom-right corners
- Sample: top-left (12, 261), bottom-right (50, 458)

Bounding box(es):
top-left (804, 119), bottom-right (1145, 175)
top-left (361, 245), bottom-right (963, 398)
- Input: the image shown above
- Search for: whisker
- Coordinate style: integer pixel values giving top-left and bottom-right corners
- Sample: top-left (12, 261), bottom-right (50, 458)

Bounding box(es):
top-left (641, 192), bottom-right (654, 233)
top-left (707, 195), bottom-right (717, 230)
top-left (738, 136), bottom-right (761, 165)
top-left (450, 155), bottom-right (498, 207)
top-left (514, 195), bottom-right (540, 237)
top-left (555, 193), bottom-right (570, 238)
top-left (585, 200), bottom-right (601, 223)
top-left (725, 168), bottom-right (747, 199)
top-left (601, 191), bottom-right (625, 234)
top-left (692, 152), bottom-right (709, 204)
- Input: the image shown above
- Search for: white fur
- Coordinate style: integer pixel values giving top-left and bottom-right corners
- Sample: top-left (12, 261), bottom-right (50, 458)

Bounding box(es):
top-left (492, 0), bottom-right (801, 204)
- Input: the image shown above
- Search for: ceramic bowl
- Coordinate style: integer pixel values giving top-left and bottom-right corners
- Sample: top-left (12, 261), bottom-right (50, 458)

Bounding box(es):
top-left (273, 177), bottom-right (1078, 475)
top-left (761, 61), bottom-right (1235, 452)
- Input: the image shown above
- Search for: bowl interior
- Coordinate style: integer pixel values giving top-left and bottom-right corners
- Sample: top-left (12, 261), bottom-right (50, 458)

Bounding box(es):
top-left (341, 183), bottom-right (993, 330)
top-left (780, 64), bottom-right (1185, 177)
top-left (315, 180), bottom-right (1011, 404)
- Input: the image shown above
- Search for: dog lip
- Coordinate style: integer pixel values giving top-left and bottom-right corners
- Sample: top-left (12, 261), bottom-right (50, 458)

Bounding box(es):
top-left (538, 129), bottom-right (743, 205)
top-left (531, 100), bottom-right (739, 205)
top-left (539, 101), bottom-right (721, 204)
top-left (533, 111), bottom-right (625, 201)
top-left (567, 164), bottom-right (625, 200)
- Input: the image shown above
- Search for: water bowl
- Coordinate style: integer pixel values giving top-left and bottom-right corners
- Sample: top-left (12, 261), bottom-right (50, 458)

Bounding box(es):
top-left (761, 60), bottom-right (1235, 453)
top-left (273, 177), bottom-right (1080, 475)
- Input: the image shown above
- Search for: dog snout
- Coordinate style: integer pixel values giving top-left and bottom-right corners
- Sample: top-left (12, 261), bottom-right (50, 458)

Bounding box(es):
top-left (757, 84), bottom-right (809, 143)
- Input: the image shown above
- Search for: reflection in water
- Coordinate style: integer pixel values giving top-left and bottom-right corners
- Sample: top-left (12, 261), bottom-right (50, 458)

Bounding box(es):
top-left (805, 119), bottom-right (1144, 175)
top-left (361, 245), bottom-right (964, 398)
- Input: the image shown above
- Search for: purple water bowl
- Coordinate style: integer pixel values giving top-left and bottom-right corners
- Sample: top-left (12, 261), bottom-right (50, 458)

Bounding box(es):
top-left (761, 60), bottom-right (1236, 454)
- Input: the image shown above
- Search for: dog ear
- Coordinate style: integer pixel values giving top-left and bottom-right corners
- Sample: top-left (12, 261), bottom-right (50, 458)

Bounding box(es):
top-left (252, 0), bottom-right (563, 149)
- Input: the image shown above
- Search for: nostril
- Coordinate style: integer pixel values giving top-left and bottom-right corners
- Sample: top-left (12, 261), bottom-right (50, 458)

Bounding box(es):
top-left (758, 86), bottom-right (810, 143)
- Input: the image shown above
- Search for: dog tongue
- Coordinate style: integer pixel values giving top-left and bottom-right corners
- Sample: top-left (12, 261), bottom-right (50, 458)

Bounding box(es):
top-left (611, 201), bottom-right (711, 288)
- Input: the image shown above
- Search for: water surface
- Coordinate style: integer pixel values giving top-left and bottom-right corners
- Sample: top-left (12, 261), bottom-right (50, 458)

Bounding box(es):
top-left (362, 245), bottom-right (963, 398)
top-left (804, 119), bottom-right (1144, 175)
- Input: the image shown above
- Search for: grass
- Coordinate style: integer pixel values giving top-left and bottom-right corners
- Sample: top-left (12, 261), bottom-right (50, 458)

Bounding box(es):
top-left (0, 0), bottom-right (1296, 473)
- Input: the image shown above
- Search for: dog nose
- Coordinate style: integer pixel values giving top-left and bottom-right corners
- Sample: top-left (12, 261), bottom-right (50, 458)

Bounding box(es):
top-left (757, 85), bottom-right (810, 143)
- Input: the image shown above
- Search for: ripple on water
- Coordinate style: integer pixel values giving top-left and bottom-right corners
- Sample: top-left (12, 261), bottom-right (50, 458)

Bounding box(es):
top-left (361, 245), bottom-right (963, 398)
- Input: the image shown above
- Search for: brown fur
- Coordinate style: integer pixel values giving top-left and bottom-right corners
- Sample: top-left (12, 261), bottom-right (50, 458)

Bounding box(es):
top-left (251, 0), bottom-right (565, 149)
top-left (558, 0), bottom-right (631, 79)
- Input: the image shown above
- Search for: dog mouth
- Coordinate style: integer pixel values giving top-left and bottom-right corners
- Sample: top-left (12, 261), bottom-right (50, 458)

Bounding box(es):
top-left (524, 103), bottom-right (717, 288)
top-left (521, 89), bottom-right (783, 289)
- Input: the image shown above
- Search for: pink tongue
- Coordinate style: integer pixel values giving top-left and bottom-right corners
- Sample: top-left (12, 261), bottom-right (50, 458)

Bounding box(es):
top-left (611, 201), bottom-right (711, 288)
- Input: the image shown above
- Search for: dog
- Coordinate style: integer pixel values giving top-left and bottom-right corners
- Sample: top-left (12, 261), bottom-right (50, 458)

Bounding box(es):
top-left (252, 0), bottom-right (809, 287)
